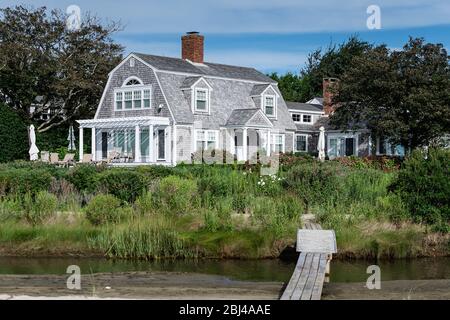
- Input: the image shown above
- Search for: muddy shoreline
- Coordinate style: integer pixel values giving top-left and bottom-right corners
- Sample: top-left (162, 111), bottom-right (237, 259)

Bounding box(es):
top-left (0, 272), bottom-right (449, 300)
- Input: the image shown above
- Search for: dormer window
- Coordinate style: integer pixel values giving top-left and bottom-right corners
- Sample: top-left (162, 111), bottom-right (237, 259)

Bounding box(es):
top-left (264, 95), bottom-right (276, 117)
top-left (114, 77), bottom-right (152, 111)
top-left (195, 88), bottom-right (209, 112)
top-left (302, 114), bottom-right (312, 123)
top-left (292, 114), bottom-right (301, 122)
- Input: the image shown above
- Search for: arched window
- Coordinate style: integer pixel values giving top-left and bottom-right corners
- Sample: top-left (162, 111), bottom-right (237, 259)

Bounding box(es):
top-left (125, 78), bottom-right (142, 86)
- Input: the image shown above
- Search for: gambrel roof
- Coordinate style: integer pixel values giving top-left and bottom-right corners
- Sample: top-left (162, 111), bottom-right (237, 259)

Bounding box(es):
top-left (134, 53), bottom-right (276, 83)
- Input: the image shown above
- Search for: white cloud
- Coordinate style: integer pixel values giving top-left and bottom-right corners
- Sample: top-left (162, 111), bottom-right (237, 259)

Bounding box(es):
top-left (2, 0), bottom-right (449, 33)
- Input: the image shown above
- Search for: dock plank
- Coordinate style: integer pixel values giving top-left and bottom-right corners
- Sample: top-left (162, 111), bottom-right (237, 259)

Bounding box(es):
top-left (311, 254), bottom-right (328, 300)
top-left (300, 253), bottom-right (321, 300)
top-left (280, 253), bottom-right (307, 300)
top-left (291, 253), bottom-right (313, 300)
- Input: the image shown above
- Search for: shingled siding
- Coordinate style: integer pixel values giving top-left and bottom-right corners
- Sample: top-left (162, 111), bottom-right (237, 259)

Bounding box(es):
top-left (285, 132), bottom-right (294, 153)
top-left (176, 125), bottom-right (192, 163)
top-left (97, 57), bottom-right (172, 121)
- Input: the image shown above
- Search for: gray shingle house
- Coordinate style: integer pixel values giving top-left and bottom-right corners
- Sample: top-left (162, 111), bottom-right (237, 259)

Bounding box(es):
top-left (287, 78), bottom-right (405, 158)
top-left (77, 32), bottom-right (297, 165)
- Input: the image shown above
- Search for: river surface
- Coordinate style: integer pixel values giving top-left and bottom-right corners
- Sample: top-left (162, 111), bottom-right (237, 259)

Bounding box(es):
top-left (0, 257), bottom-right (448, 283)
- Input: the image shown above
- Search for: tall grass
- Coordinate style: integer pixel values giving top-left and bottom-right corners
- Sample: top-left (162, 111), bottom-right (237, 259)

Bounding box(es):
top-left (89, 217), bottom-right (195, 260)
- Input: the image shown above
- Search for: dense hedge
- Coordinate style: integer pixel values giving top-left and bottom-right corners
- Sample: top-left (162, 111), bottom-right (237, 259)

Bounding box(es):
top-left (391, 148), bottom-right (450, 224)
top-left (0, 103), bottom-right (29, 162)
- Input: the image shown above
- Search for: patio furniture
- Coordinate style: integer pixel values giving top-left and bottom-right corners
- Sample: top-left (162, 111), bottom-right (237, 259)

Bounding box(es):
top-left (82, 154), bottom-right (92, 163)
top-left (59, 153), bottom-right (75, 167)
top-left (50, 153), bottom-right (60, 164)
top-left (40, 151), bottom-right (50, 162)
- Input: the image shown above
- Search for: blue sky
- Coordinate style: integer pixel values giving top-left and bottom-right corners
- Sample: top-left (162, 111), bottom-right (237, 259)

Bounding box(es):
top-left (2, 0), bottom-right (450, 74)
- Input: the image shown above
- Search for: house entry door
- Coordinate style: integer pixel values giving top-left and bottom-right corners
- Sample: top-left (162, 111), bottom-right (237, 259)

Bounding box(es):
top-left (345, 138), bottom-right (354, 156)
top-left (101, 132), bottom-right (108, 159)
top-left (157, 129), bottom-right (165, 160)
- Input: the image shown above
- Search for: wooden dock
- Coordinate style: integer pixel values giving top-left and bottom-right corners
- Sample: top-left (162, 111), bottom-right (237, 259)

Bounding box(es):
top-left (280, 222), bottom-right (336, 300)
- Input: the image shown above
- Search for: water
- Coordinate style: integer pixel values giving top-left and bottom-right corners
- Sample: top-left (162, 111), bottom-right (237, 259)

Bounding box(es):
top-left (0, 257), bottom-right (448, 283)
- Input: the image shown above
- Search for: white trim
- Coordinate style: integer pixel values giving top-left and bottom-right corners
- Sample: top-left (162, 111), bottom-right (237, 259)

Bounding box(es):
top-left (114, 86), bottom-right (152, 111)
top-left (262, 94), bottom-right (277, 119)
top-left (193, 88), bottom-right (210, 114)
top-left (294, 134), bottom-right (308, 153)
top-left (288, 109), bottom-right (324, 115)
top-left (172, 125), bottom-right (177, 166)
top-left (270, 133), bottom-right (285, 153)
top-left (77, 116), bottom-right (170, 128)
top-left (121, 76), bottom-right (143, 87)
top-left (246, 110), bottom-right (273, 128)
top-left (194, 129), bottom-right (219, 151)
top-left (260, 85), bottom-right (280, 98)
top-left (181, 77), bottom-right (213, 91)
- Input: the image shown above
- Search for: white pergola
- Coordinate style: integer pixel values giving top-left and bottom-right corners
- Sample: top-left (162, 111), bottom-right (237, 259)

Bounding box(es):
top-left (76, 116), bottom-right (170, 163)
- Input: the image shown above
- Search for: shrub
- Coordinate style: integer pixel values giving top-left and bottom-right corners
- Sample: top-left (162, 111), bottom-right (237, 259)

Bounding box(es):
top-left (283, 162), bottom-right (344, 210)
top-left (97, 169), bottom-right (146, 203)
top-left (85, 194), bottom-right (122, 225)
top-left (0, 168), bottom-right (53, 197)
top-left (157, 175), bottom-right (197, 213)
top-left (22, 191), bottom-right (58, 225)
top-left (391, 148), bottom-right (450, 224)
top-left (66, 164), bottom-right (101, 193)
top-left (134, 191), bottom-right (154, 215)
top-left (0, 103), bottom-right (29, 163)
top-left (0, 197), bottom-right (22, 222)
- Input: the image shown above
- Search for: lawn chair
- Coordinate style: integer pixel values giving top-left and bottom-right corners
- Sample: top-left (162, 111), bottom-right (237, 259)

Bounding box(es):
top-left (59, 153), bottom-right (75, 167)
top-left (82, 154), bottom-right (92, 163)
top-left (50, 153), bottom-right (60, 164)
top-left (40, 151), bottom-right (50, 162)
top-left (107, 150), bottom-right (120, 163)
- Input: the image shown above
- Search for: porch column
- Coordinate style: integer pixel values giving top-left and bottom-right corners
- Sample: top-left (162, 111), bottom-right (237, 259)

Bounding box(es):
top-left (149, 124), bottom-right (154, 163)
top-left (134, 125), bottom-right (141, 163)
top-left (266, 130), bottom-right (271, 156)
top-left (242, 128), bottom-right (248, 161)
top-left (172, 125), bottom-right (177, 166)
top-left (91, 127), bottom-right (96, 161)
top-left (79, 127), bottom-right (84, 162)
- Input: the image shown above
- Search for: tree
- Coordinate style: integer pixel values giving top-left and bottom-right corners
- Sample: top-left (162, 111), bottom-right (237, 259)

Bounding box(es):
top-left (330, 37), bottom-right (450, 153)
top-left (270, 36), bottom-right (371, 102)
top-left (0, 102), bottom-right (28, 162)
top-left (0, 6), bottom-right (123, 132)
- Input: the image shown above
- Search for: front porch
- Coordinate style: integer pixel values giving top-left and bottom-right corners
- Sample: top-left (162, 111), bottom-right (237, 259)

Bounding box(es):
top-left (77, 116), bottom-right (173, 165)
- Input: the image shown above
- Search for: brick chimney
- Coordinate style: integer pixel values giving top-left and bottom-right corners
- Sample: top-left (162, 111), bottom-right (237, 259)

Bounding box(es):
top-left (182, 31), bottom-right (204, 64)
top-left (323, 77), bottom-right (339, 115)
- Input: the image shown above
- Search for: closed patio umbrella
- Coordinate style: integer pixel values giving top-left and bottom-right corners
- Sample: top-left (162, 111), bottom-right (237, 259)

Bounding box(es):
top-left (67, 125), bottom-right (76, 151)
top-left (318, 126), bottom-right (326, 162)
top-left (28, 124), bottom-right (39, 161)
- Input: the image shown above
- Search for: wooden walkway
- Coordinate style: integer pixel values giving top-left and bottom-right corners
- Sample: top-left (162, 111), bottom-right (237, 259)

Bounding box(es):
top-left (280, 222), bottom-right (336, 300)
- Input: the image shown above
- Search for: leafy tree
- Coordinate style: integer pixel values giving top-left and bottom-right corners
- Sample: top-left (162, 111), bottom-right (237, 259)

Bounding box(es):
top-left (270, 36), bottom-right (371, 102)
top-left (0, 102), bottom-right (28, 162)
top-left (331, 38), bottom-right (450, 153)
top-left (0, 6), bottom-right (123, 132)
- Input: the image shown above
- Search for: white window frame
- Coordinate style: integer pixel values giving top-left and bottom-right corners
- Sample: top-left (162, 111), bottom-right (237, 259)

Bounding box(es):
top-left (194, 88), bottom-right (210, 113)
top-left (195, 129), bottom-right (218, 151)
top-left (114, 86), bottom-right (152, 111)
top-left (292, 113), bottom-right (301, 122)
top-left (302, 114), bottom-right (312, 123)
top-left (295, 134), bottom-right (308, 152)
top-left (263, 94), bottom-right (277, 118)
top-left (270, 133), bottom-right (285, 153)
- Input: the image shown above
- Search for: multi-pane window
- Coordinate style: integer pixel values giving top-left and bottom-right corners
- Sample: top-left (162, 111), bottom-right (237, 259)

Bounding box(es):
top-left (302, 114), bottom-right (312, 123)
top-left (264, 96), bottom-right (275, 116)
top-left (195, 89), bottom-right (208, 111)
top-left (133, 90), bottom-right (141, 108)
top-left (143, 89), bottom-right (151, 108)
top-left (124, 91), bottom-right (133, 109)
top-left (115, 87), bottom-right (151, 110)
top-left (115, 92), bottom-right (123, 110)
top-left (271, 134), bottom-right (284, 153)
top-left (295, 135), bottom-right (307, 152)
top-left (196, 130), bottom-right (217, 151)
top-left (292, 114), bottom-right (301, 122)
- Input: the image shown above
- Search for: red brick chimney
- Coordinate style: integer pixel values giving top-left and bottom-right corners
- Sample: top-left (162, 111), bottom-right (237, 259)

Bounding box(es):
top-left (323, 77), bottom-right (339, 115)
top-left (182, 31), bottom-right (204, 64)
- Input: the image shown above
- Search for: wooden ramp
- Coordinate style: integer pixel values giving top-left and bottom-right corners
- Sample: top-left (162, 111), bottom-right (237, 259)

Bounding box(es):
top-left (280, 222), bottom-right (336, 300)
